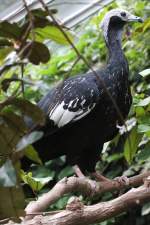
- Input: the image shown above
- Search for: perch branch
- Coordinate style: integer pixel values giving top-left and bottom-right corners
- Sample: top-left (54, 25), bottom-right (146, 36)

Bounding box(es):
top-left (25, 171), bottom-right (150, 219)
top-left (6, 175), bottom-right (150, 225)
top-left (29, 179), bottom-right (150, 225)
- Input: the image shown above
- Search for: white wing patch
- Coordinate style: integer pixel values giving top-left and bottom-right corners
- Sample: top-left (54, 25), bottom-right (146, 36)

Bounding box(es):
top-left (49, 100), bottom-right (96, 128)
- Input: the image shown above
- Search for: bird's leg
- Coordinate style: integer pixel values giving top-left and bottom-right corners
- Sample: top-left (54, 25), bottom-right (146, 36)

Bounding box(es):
top-left (73, 165), bottom-right (85, 178)
top-left (91, 171), bottom-right (112, 182)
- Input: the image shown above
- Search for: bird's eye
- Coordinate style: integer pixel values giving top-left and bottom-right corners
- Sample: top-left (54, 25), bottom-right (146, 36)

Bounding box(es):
top-left (120, 12), bottom-right (126, 17)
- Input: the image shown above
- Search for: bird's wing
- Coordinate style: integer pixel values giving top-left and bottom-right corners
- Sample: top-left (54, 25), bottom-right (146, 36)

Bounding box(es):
top-left (47, 75), bottom-right (100, 128)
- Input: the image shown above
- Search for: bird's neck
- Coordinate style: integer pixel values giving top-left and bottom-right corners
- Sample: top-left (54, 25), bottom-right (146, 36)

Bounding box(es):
top-left (106, 27), bottom-right (126, 65)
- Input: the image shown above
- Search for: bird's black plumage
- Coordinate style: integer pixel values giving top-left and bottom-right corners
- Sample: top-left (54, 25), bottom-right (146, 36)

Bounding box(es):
top-left (24, 9), bottom-right (142, 173)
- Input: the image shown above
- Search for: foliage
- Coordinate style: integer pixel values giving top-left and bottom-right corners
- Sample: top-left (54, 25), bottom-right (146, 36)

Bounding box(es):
top-left (0, 0), bottom-right (149, 224)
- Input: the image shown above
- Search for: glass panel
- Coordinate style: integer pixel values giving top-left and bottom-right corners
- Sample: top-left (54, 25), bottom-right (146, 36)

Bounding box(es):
top-left (0, 0), bottom-right (22, 20)
top-left (0, 0), bottom-right (21, 12)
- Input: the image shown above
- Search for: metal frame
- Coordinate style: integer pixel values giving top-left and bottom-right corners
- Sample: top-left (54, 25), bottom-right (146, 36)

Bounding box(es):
top-left (0, 0), bottom-right (113, 29)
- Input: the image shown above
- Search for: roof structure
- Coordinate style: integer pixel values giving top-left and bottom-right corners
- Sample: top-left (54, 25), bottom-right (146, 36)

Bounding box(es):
top-left (0, 0), bottom-right (113, 29)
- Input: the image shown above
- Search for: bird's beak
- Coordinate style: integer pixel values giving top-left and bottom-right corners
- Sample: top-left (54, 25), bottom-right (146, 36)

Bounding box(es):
top-left (127, 14), bottom-right (143, 23)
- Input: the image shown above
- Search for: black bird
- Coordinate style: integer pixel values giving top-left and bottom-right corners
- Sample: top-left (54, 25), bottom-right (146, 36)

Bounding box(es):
top-left (24, 9), bottom-right (142, 175)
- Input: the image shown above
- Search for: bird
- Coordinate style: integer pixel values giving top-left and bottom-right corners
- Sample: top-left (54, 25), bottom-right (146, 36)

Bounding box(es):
top-left (23, 9), bottom-right (143, 177)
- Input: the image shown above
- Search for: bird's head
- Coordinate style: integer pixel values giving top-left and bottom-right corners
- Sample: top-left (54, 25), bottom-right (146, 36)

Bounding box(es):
top-left (101, 8), bottom-right (143, 43)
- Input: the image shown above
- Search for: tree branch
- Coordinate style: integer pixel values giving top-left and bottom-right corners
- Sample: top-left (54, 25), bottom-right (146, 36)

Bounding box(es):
top-left (6, 175), bottom-right (150, 225)
top-left (25, 171), bottom-right (150, 220)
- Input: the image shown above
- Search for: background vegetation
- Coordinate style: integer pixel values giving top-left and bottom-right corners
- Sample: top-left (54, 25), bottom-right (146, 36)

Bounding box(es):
top-left (0, 0), bottom-right (149, 224)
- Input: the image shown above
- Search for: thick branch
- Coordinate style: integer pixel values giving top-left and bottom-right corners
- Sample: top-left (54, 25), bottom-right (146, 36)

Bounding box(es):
top-left (7, 177), bottom-right (150, 225)
top-left (36, 182), bottom-right (150, 225)
top-left (25, 171), bottom-right (150, 219)
top-left (36, 184), bottom-right (150, 225)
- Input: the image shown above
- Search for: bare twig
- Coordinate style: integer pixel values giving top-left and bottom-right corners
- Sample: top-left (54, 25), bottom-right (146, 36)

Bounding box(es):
top-left (19, 0), bottom-right (35, 61)
top-left (22, 0), bottom-right (35, 41)
top-left (0, 63), bottom-right (25, 77)
top-left (20, 63), bottom-right (25, 97)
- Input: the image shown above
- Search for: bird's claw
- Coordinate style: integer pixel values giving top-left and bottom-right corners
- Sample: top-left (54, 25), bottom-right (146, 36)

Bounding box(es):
top-left (114, 175), bottom-right (130, 186)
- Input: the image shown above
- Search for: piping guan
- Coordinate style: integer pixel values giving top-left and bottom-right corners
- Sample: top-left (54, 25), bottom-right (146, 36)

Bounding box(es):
top-left (22, 9), bottom-right (143, 174)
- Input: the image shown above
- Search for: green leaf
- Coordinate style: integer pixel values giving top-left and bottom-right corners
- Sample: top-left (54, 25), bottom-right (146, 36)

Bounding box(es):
top-left (58, 166), bottom-right (74, 180)
top-left (22, 41), bottom-right (51, 65)
top-left (32, 165), bottom-right (55, 178)
top-left (0, 21), bottom-right (21, 39)
top-left (0, 47), bottom-right (13, 64)
top-left (31, 8), bottom-right (57, 17)
top-left (124, 126), bottom-right (141, 164)
top-left (54, 195), bottom-right (70, 209)
top-left (0, 157), bottom-right (7, 167)
top-left (135, 106), bottom-right (145, 117)
top-left (16, 131), bottom-right (43, 152)
top-left (137, 144), bottom-right (150, 161)
top-left (30, 8), bottom-right (49, 18)
top-left (142, 202), bottom-right (150, 216)
top-left (139, 68), bottom-right (150, 77)
top-left (1, 75), bottom-right (20, 92)
top-left (138, 124), bottom-right (150, 133)
top-left (10, 98), bottom-right (45, 125)
top-left (1, 111), bottom-right (27, 135)
top-left (20, 170), bottom-right (52, 191)
top-left (24, 145), bottom-right (42, 165)
top-left (0, 117), bottom-right (22, 158)
top-left (34, 25), bottom-right (74, 45)
top-left (0, 39), bottom-right (12, 47)
top-left (106, 153), bottom-right (124, 163)
top-left (136, 96), bottom-right (150, 107)
top-left (0, 186), bottom-right (25, 220)
top-left (0, 160), bottom-right (16, 186)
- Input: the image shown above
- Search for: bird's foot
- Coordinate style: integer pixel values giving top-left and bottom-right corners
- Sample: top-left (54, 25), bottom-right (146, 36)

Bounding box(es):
top-left (114, 175), bottom-right (130, 187)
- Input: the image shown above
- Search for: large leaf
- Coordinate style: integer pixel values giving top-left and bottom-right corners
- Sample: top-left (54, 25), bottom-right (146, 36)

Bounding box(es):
top-left (31, 8), bottom-right (57, 17)
top-left (136, 96), bottom-right (150, 107)
top-left (0, 119), bottom-right (21, 159)
top-left (0, 47), bottom-right (13, 64)
top-left (9, 98), bottom-right (45, 125)
top-left (20, 170), bottom-right (52, 192)
top-left (0, 21), bottom-right (21, 39)
top-left (58, 166), bottom-right (74, 180)
top-left (137, 143), bottom-right (150, 161)
top-left (34, 25), bottom-right (74, 45)
top-left (24, 145), bottom-right (42, 165)
top-left (28, 41), bottom-right (50, 65)
top-left (0, 186), bottom-right (25, 220)
top-left (0, 111), bottom-right (28, 165)
top-left (1, 111), bottom-right (27, 134)
top-left (16, 131), bottom-right (43, 152)
top-left (139, 68), bottom-right (150, 77)
top-left (138, 124), bottom-right (150, 133)
top-left (124, 126), bottom-right (141, 164)
top-left (142, 202), bottom-right (150, 216)
top-left (0, 159), bottom-right (16, 186)
top-left (20, 41), bottom-right (50, 65)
